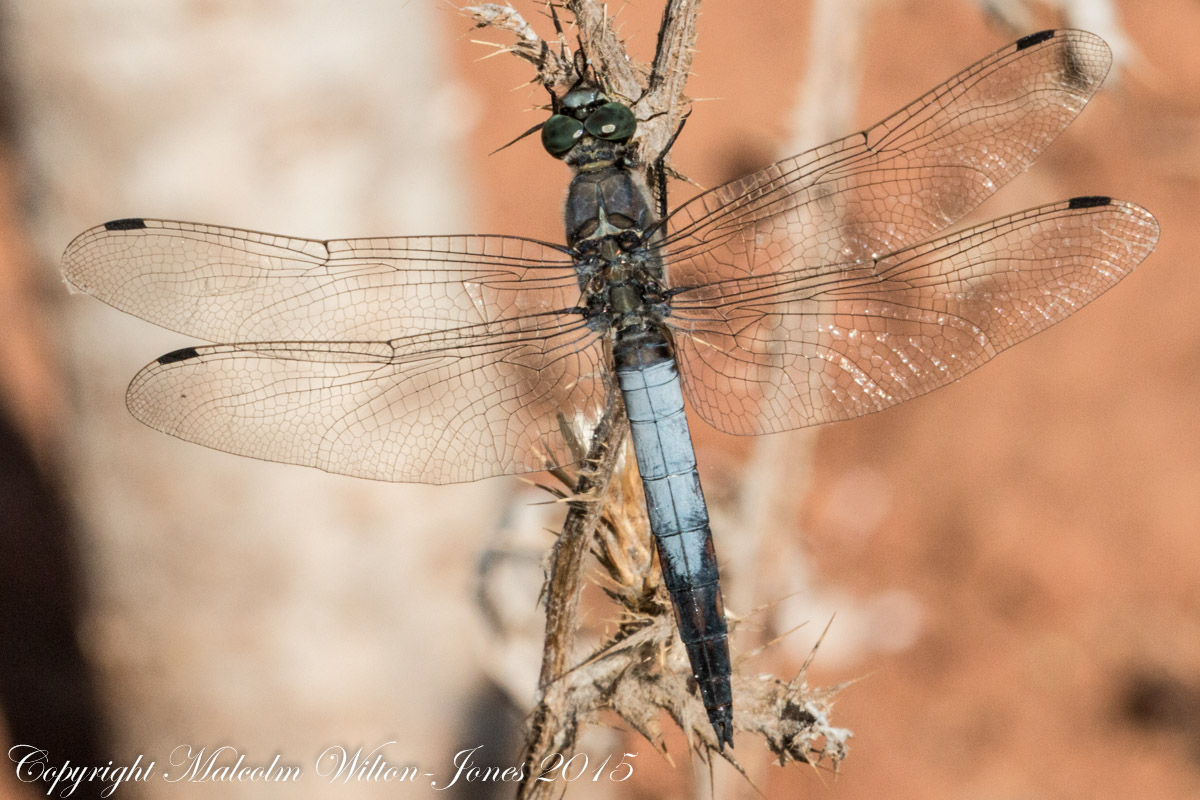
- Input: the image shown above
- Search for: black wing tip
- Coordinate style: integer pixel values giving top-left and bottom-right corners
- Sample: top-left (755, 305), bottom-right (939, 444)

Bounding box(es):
top-left (157, 347), bottom-right (201, 365)
top-left (1068, 195), bottom-right (1113, 209)
top-left (104, 218), bottom-right (148, 231)
top-left (1015, 30), bottom-right (1057, 50)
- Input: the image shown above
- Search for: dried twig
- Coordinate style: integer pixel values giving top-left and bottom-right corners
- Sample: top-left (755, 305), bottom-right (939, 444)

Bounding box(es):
top-left (519, 380), bottom-right (627, 797)
top-left (464, 2), bottom-right (850, 793)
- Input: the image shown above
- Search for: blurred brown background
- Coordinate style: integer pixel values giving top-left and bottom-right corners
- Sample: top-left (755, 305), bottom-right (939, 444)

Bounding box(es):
top-left (1, 1), bottom-right (1198, 798)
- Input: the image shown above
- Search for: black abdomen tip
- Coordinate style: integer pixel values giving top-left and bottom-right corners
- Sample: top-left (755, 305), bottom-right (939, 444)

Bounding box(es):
top-left (1016, 30), bottom-right (1056, 50)
top-left (157, 347), bottom-right (200, 365)
top-left (1069, 195), bottom-right (1112, 209)
top-left (104, 218), bottom-right (147, 231)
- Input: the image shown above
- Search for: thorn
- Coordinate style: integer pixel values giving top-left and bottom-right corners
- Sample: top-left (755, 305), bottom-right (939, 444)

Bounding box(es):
top-left (797, 613), bottom-right (836, 679)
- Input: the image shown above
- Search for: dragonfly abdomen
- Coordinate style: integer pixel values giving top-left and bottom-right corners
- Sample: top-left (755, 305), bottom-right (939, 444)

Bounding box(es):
top-left (614, 326), bottom-right (734, 748)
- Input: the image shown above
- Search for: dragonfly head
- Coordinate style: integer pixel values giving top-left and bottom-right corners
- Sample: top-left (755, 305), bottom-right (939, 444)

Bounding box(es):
top-left (542, 87), bottom-right (637, 159)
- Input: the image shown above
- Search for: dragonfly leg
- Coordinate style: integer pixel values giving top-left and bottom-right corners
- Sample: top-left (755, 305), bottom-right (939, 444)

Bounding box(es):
top-left (650, 110), bottom-right (691, 220)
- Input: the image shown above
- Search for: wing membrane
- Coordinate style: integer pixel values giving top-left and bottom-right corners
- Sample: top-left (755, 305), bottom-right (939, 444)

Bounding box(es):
top-left (126, 314), bottom-right (605, 484)
top-left (63, 219), bottom-right (579, 342)
top-left (668, 198), bottom-right (1159, 435)
top-left (662, 30), bottom-right (1111, 284)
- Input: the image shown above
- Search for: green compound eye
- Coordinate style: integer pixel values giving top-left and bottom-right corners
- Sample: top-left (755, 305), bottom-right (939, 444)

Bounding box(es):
top-left (584, 102), bottom-right (636, 142)
top-left (541, 114), bottom-right (585, 158)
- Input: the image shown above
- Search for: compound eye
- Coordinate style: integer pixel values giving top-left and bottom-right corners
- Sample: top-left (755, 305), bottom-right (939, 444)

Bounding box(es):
top-left (584, 102), bottom-right (636, 142)
top-left (541, 114), bottom-right (585, 158)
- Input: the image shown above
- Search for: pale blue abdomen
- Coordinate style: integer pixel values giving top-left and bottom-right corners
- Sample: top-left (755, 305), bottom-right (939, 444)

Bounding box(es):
top-left (615, 335), bottom-right (732, 742)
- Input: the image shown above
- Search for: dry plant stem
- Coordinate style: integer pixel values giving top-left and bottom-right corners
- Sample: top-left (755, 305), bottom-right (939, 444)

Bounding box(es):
top-left (520, 381), bottom-right (628, 799)
top-left (644, 0), bottom-right (700, 144)
top-left (467, 0), bottom-right (853, 779)
top-left (563, 0), bottom-right (641, 98)
top-left (464, 4), bottom-right (572, 89)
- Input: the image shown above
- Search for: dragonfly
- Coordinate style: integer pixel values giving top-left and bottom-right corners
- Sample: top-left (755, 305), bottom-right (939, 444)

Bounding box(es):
top-left (63, 29), bottom-right (1158, 749)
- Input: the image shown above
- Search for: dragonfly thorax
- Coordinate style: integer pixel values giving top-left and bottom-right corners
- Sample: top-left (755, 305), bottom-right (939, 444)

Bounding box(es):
top-left (566, 157), bottom-right (666, 334)
top-left (577, 239), bottom-right (668, 335)
top-left (564, 164), bottom-right (656, 248)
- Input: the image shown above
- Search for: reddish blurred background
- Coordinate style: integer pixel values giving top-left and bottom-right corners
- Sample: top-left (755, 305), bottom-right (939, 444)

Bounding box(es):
top-left (1, 1), bottom-right (1198, 799)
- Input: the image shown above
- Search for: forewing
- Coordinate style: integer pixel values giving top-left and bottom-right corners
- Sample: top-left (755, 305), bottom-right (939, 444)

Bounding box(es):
top-left (126, 314), bottom-right (606, 484)
top-left (662, 30), bottom-right (1111, 283)
top-left (668, 198), bottom-right (1158, 435)
top-left (63, 218), bottom-right (580, 342)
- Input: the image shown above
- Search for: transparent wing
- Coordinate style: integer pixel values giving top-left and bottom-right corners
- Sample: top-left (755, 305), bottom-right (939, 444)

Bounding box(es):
top-left (126, 314), bottom-right (606, 484)
top-left (668, 198), bottom-right (1159, 435)
top-left (62, 218), bottom-right (580, 342)
top-left (661, 30), bottom-right (1111, 283)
